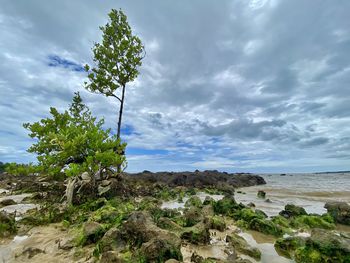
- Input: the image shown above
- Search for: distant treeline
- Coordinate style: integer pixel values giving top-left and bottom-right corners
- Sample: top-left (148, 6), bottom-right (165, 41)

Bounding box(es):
top-left (315, 171), bottom-right (350, 174)
top-left (0, 161), bottom-right (39, 176)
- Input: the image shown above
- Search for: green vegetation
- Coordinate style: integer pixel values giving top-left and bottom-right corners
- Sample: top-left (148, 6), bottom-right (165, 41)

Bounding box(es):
top-left (4, 162), bottom-right (39, 176)
top-left (84, 9), bottom-right (145, 141)
top-left (24, 92), bottom-right (126, 180)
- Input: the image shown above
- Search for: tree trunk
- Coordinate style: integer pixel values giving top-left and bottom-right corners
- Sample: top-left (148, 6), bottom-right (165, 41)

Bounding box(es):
top-left (117, 84), bottom-right (126, 140)
top-left (116, 84), bottom-right (126, 173)
top-left (66, 177), bottom-right (77, 206)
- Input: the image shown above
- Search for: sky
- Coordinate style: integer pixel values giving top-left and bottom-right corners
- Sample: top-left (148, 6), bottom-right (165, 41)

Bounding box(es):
top-left (0, 0), bottom-right (349, 173)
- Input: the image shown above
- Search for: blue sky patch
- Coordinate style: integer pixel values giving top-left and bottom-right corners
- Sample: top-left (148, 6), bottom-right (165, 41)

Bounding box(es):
top-left (48, 55), bottom-right (84, 72)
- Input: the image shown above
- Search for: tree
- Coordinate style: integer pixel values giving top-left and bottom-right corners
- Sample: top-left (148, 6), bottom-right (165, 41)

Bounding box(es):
top-left (84, 9), bottom-right (145, 140)
top-left (24, 92), bottom-right (126, 180)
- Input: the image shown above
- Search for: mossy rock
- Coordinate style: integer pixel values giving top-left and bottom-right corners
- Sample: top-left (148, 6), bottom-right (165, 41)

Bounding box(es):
top-left (233, 208), bottom-right (266, 223)
top-left (324, 202), bottom-right (350, 226)
top-left (257, 190), bottom-right (266, 199)
top-left (185, 196), bottom-right (202, 208)
top-left (203, 196), bottom-right (215, 206)
top-left (291, 215), bottom-right (335, 230)
top-left (157, 217), bottom-right (183, 232)
top-left (213, 196), bottom-right (243, 216)
top-left (275, 236), bottom-right (306, 258)
top-left (140, 237), bottom-right (183, 262)
top-left (207, 215), bottom-right (226, 231)
top-left (79, 221), bottom-right (105, 245)
top-left (226, 232), bottom-right (261, 260)
top-left (280, 204), bottom-right (308, 218)
top-left (183, 207), bottom-right (203, 227)
top-left (181, 223), bottom-right (210, 244)
top-left (248, 218), bottom-right (284, 237)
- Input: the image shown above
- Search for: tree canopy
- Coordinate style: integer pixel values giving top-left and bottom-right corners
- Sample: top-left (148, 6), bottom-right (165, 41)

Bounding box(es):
top-left (24, 92), bottom-right (126, 179)
top-left (84, 9), bottom-right (145, 139)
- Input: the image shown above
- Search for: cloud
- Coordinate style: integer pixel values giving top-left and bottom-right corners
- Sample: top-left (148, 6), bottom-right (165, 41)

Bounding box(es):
top-left (0, 0), bottom-right (349, 172)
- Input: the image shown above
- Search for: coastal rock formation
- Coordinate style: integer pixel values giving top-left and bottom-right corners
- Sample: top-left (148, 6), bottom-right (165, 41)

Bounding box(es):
top-left (126, 170), bottom-right (266, 190)
top-left (325, 201), bottom-right (350, 225)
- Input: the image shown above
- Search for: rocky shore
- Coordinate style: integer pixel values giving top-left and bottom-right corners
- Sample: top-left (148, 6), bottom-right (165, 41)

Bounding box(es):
top-left (0, 171), bottom-right (349, 263)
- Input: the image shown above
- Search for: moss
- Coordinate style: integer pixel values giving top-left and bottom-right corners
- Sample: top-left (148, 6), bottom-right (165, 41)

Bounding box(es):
top-left (208, 215), bottom-right (226, 231)
top-left (257, 190), bottom-right (266, 199)
top-left (213, 196), bottom-right (243, 216)
top-left (291, 215), bottom-right (335, 230)
top-left (233, 208), bottom-right (266, 222)
top-left (295, 247), bottom-right (323, 263)
top-left (248, 218), bottom-right (284, 237)
top-left (181, 224), bottom-right (210, 244)
top-left (226, 233), bottom-right (261, 260)
top-left (280, 204), bottom-right (308, 218)
top-left (275, 236), bottom-right (306, 258)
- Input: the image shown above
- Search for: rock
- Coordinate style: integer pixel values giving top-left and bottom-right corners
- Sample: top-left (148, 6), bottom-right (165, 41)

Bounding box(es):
top-left (165, 259), bottom-right (180, 263)
top-left (207, 215), bottom-right (226, 231)
top-left (226, 233), bottom-right (261, 260)
top-left (190, 252), bottom-right (204, 263)
top-left (58, 237), bottom-right (75, 250)
top-left (277, 228), bottom-right (350, 262)
top-left (157, 217), bottom-right (183, 231)
top-left (140, 237), bottom-right (182, 262)
top-left (0, 199), bottom-right (16, 207)
top-left (100, 251), bottom-right (124, 263)
top-left (183, 207), bottom-right (203, 227)
top-left (100, 227), bottom-right (126, 253)
top-left (81, 172), bottom-right (91, 181)
top-left (201, 204), bottom-right (214, 217)
top-left (274, 236), bottom-right (306, 258)
top-left (100, 180), bottom-right (111, 186)
top-left (279, 204), bottom-right (308, 219)
top-left (82, 221), bottom-right (104, 245)
top-left (121, 211), bottom-right (182, 259)
top-left (185, 196), bottom-right (202, 208)
top-left (248, 218), bottom-right (283, 237)
top-left (265, 198), bottom-right (272, 203)
top-left (247, 202), bottom-right (255, 208)
top-left (325, 201), bottom-right (350, 225)
top-left (180, 222), bottom-right (210, 244)
top-left (203, 196), bottom-right (215, 205)
top-left (257, 190), bottom-right (266, 199)
top-left (21, 247), bottom-right (45, 259)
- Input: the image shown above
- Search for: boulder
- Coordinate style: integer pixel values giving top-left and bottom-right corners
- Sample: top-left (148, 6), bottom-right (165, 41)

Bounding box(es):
top-left (207, 215), bottom-right (226, 231)
top-left (203, 196), bottom-right (215, 206)
top-left (140, 237), bottom-right (182, 262)
top-left (257, 190), bottom-right (266, 199)
top-left (226, 233), bottom-right (261, 260)
top-left (201, 204), bottom-right (214, 217)
top-left (279, 204), bottom-right (308, 218)
top-left (180, 222), bottom-right (210, 244)
top-left (325, 201), bottom-right (350, 225)
top-left (100, 251), bottom-right (124, 263)
top-left (100, 227), bottom-right (126, 253)
top-left (82, 221), bottom-right (104, 245)
top-left (120, 211), bottom-right (182, 260)
top-left (183, 207), bottom-right (203, 227)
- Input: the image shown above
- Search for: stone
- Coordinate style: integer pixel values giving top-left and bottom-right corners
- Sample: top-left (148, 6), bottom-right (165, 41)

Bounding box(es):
top-left (140, 237), bottom-right (182, 262)
top-left (257, 190), bottom-right (266, 199)
top-left (82, 221), bottom-right (104, 244)
top-left (100, 227), bottom-right (126, 253)
top-left (81, 172), bottom-right (91, 181)
top-left (226, 233), bottom-right (261, 260)
top-left (100, 180), bottom-right (111, 186)
top-left (100, 251), bottom-right (124, 263)
top-left (325, 201), bottom-right (350, 225)
top-left (279, 204), bottom-right (308, 219)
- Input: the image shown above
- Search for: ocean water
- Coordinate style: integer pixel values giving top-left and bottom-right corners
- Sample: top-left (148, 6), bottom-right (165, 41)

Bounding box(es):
top-left (235, 172), bottom-right (350, 217)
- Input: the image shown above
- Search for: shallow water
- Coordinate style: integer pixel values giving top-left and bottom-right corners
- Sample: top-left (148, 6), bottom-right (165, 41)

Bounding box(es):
top-left (235, 173), bottom-right (350, 217)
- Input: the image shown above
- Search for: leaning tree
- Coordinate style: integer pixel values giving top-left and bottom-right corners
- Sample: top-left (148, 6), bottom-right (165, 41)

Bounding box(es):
top-left (84, 9), bottom-right (145, 142)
